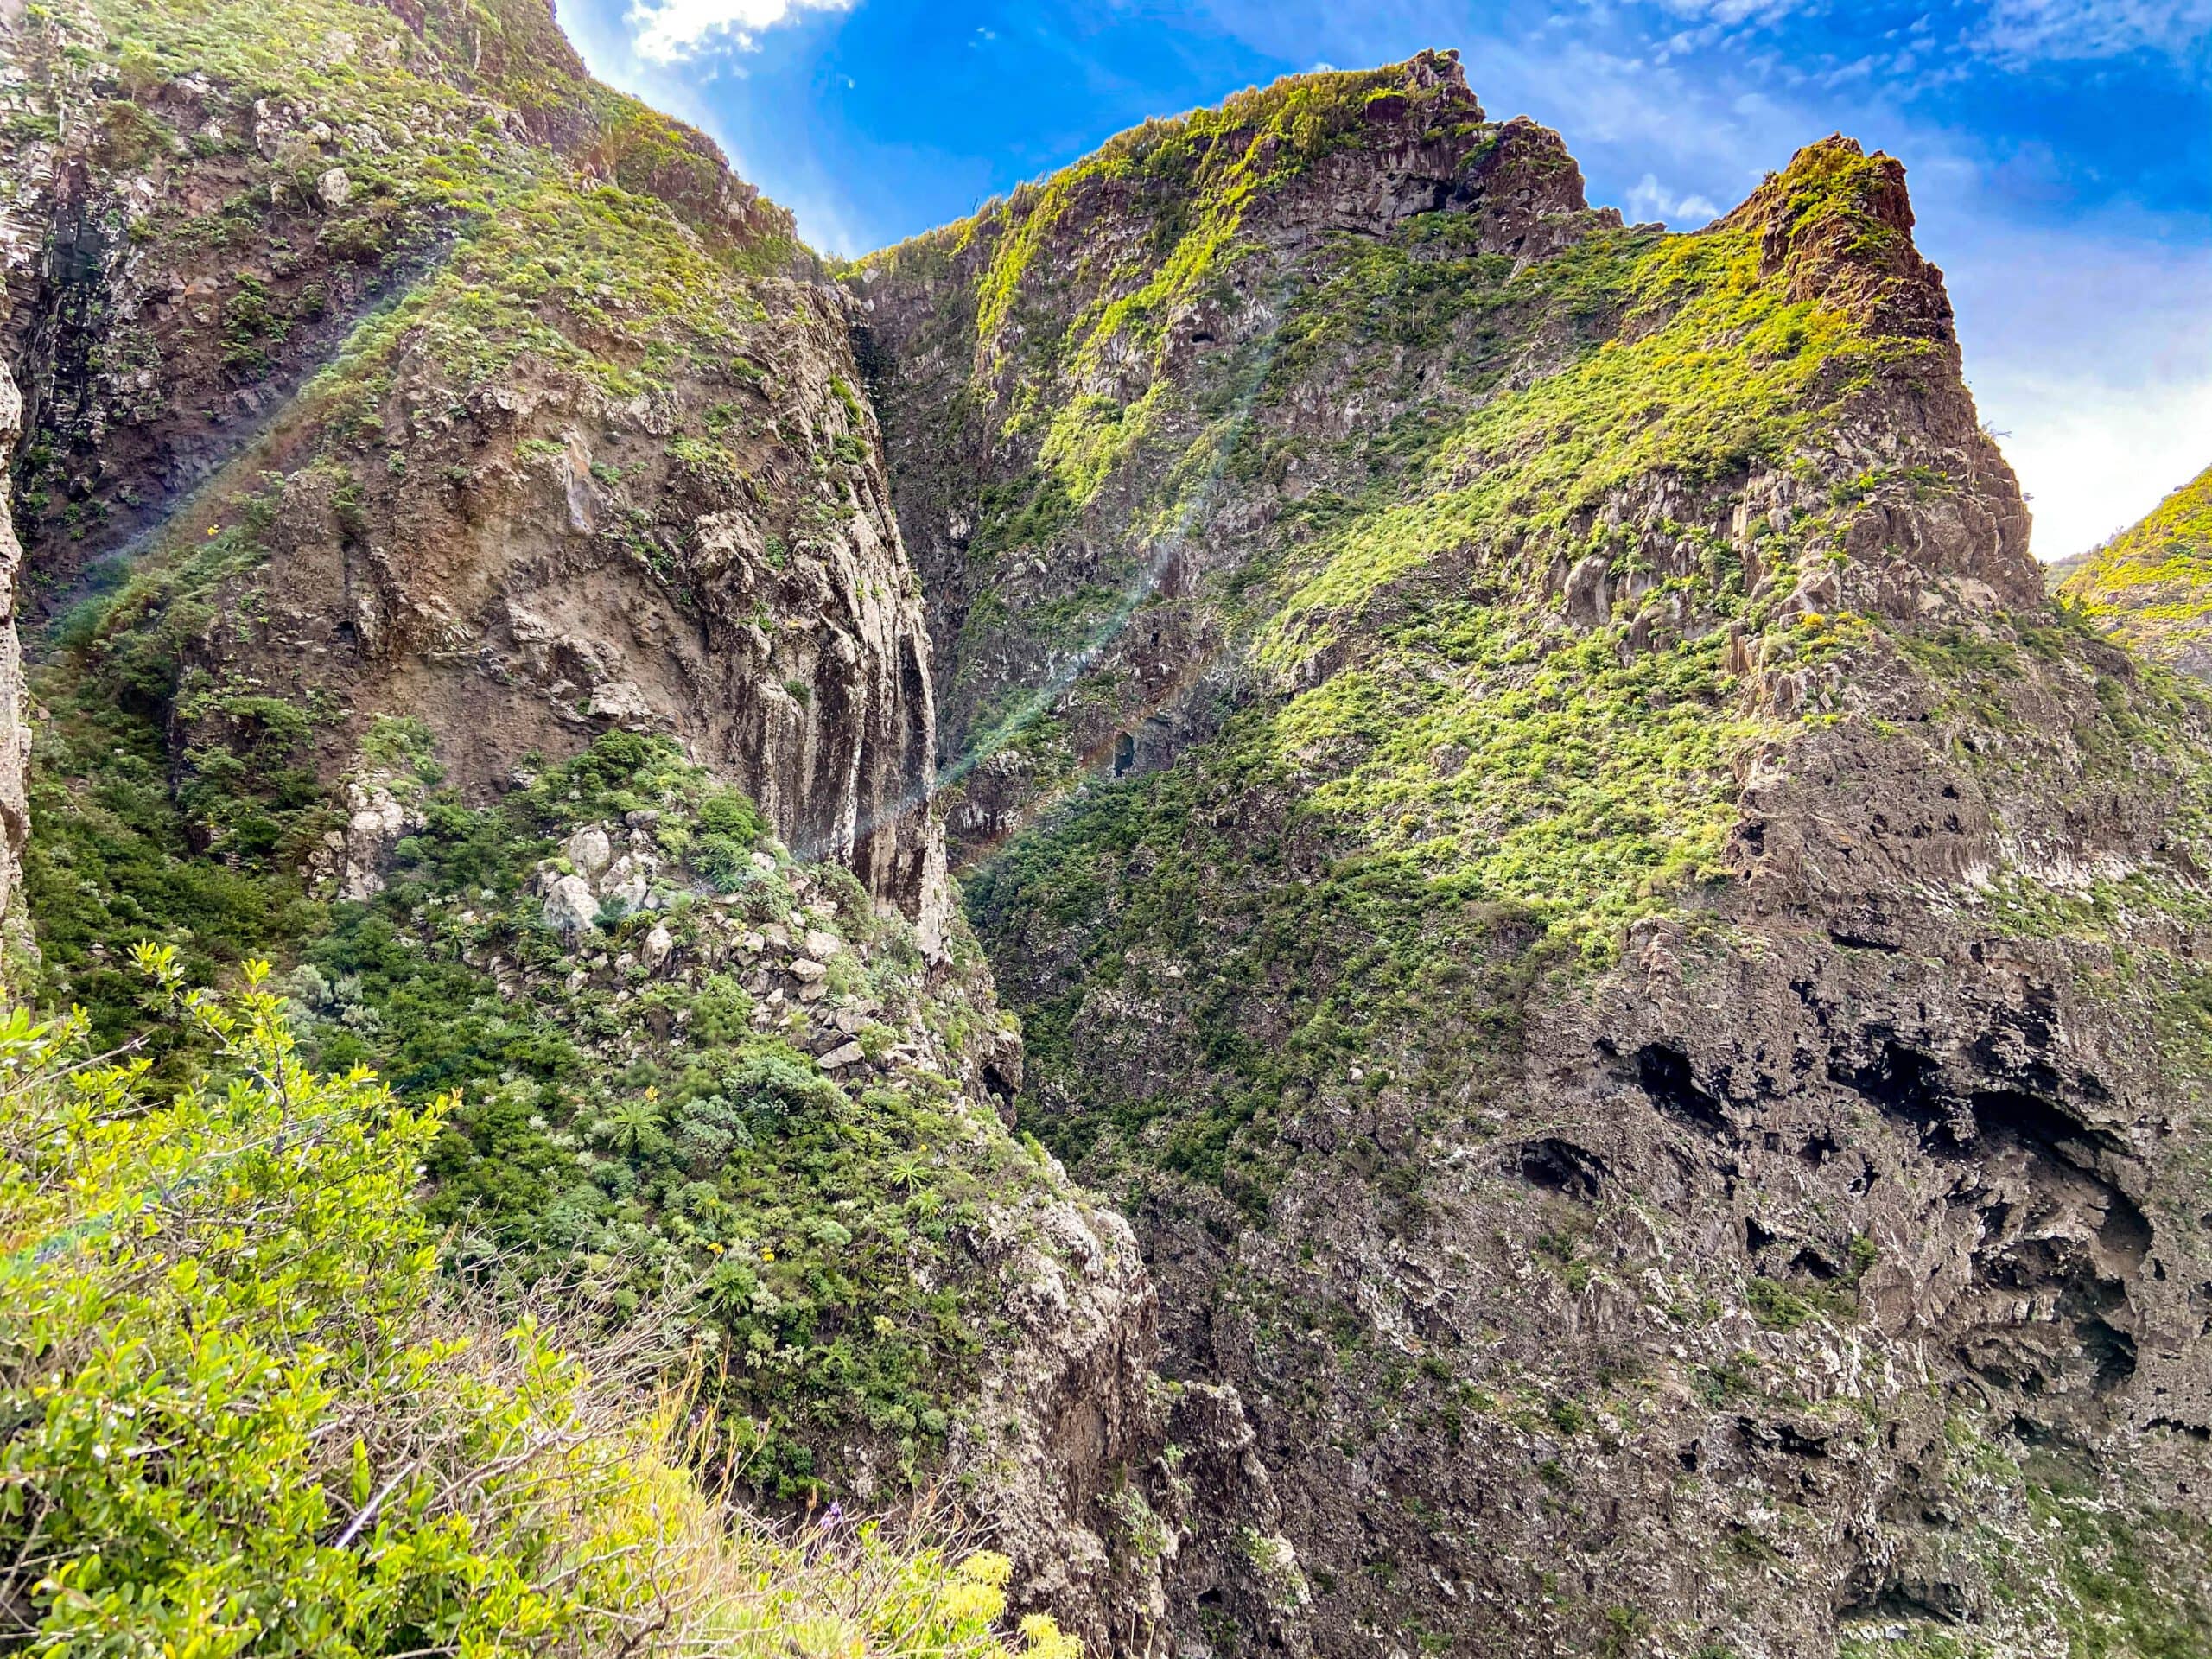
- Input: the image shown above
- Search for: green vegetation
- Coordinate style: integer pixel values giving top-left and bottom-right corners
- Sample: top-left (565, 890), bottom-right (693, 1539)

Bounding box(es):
top-left (0, 953), bottom-right (1077, 1656)
top-left (2061, 461), bottom-right (2212, 667)
top-left (951, 142), bottom-right (1961, 1204)
top-left (28, 696), bottom-right (1066, 1496)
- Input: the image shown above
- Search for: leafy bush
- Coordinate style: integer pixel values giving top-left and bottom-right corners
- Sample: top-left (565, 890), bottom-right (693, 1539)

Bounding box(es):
top-left (0, 948), bottom-right (1075, 1657)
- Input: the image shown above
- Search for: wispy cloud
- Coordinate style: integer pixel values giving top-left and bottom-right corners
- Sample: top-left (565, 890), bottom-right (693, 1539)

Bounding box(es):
top-left (1948, 227), bottom-right (2212, 559)
top-left (1648, 0), bottom-right (1808, 27)
top-left (626, 0), bottom-right (854, 64)
top-left (1624, 172), bottom-right (1720, 225)
top-left (1981, 0), bottom-right (2212, 62)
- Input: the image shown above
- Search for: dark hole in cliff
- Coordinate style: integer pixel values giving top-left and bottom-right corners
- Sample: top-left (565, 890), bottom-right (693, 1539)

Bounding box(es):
top-left (982, 1064), bottom-right (1016, 1114)
top-left (1828, 926), bottom-right (1901, 952)
top-left (1830, 1039), bottom-right (1946, 1135)
top-left (1745, 1216), bottom-right (1776, 1253)
top-left (1965, 1087), bottom-right (2126, 1166)
top-left (1113, 731), bottom-right (1135, 776)
top-left (1963, 1090), bottom-right (2151, 1262)
top-left (1840, 1580), bottom-right (1967, 1626)
top-left (1516, 1137), bottom-right (1606, 1199)
top-left (1790, 1247), bottom-right (1840, 1281)
top-left (2150, 1417), bottom-right (2212, 1442)
top-left (1775, 1422), bottom-right (1829, 1458)
top-left (2083, 1317), bottom-right (2138, 1390)
top-left (1637, 1044), bottom-right (1728, 1135)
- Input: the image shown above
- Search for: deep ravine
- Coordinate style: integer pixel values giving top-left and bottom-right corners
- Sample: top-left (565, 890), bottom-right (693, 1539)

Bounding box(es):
top-left (4, 4), bottom-right (2212, 1656)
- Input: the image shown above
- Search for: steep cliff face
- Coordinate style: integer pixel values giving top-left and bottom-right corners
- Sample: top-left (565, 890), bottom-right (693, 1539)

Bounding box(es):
top-left (2060, 461), bottom-right (2212, 674)
top-left (6, 0), bottom-right (944, 938)
top-left (851, 52), bottom-right (1629, 855)
top-left (857, 56), bottom-right (2212, 1656)
top-left (0, 0), bottom-right (99, 966)
top-left (0, 0), bottom-right (1207, 1645)
top-left (16, 11), bottom-right (2212, 1653)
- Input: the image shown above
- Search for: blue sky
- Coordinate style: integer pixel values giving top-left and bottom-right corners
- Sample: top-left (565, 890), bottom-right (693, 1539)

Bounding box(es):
top-left (556, 0), bottom-right (2212, 561)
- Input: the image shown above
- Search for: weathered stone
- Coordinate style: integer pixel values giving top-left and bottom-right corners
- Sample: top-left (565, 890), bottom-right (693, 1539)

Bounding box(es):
top-left (540, 873), bottom-right (600, 934)
top-left (1561, 554), bottom-right (1611, 627)
top-left (564, 826), bottom-right (613, 880)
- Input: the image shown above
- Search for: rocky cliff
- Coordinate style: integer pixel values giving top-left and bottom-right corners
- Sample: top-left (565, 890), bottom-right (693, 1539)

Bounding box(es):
top-left (10, 10), bottom-right (2212, 1656)
top-left (0, 0), bottom-right (98, 969)
top-left (5, 0), bottom-right (948, 936)
top-left (0, 0), bottom-right (1217, 1646)
top-left (2060, 461), bottom-right (2212, 675)
top-left (855, 54), bottom-right (2212, 1656)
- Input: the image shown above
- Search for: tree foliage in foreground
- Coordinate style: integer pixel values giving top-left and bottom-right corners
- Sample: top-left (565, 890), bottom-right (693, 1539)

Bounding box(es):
top-left (0, 949), bottom-right (1077, 1658)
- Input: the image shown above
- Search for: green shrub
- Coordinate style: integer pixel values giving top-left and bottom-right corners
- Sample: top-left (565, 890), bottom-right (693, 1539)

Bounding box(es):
top-left (0, 945), bottom-right (1079, 1656)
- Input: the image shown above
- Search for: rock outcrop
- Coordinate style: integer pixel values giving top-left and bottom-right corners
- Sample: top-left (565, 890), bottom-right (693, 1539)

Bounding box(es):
top-left (3, 0), bottom-right (944, 936)
top-left (0, 0), bottom-right (98, 965)
top-left (859, 54), bottom-right (2212, 1656)
top-left (0, 0), bottom-right (1185, 1641)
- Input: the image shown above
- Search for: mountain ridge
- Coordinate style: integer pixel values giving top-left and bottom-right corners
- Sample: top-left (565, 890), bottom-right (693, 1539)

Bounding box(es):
top-left (3, 8), bottom-right (2212, 1656)
top-left (852, 44), bottom-right (2212, 1656)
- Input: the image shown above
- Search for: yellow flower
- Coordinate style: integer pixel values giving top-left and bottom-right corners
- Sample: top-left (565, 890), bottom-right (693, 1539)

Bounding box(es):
top-left (760, 1247), bottom-right (775, 1262)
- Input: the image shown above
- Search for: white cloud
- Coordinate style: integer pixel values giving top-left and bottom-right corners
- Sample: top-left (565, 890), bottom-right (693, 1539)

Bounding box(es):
top-left (1624, 171), bottom-right (1720, 224)
top-left (1649, 0), bottom-right (1808, 25)
top-left (1982, 373), bottom-right (2212, 561)
top-left (1982, 0), bottom-right (2212, 61)
top-left (1936, 222), bottom-right (2212, 560)
top-left (626, 0), bottom-right (853, 64)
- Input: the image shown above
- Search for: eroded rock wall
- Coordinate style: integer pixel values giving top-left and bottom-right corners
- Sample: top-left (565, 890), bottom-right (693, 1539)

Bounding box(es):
top-left (861, 55), bottom-right (2212, 1657)
top-left (0, 0), bottom-right (1199, 1643)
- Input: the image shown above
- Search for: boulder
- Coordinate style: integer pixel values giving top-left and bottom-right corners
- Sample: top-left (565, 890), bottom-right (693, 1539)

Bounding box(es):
top-left (541, 873), bottom-right (600, 934)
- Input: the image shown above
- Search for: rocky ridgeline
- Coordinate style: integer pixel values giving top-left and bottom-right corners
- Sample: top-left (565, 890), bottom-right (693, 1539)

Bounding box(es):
top-left (856, 46), bottom-right (2212, 1659)
top-left (5, 3), bottom-right (2212, 1656)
